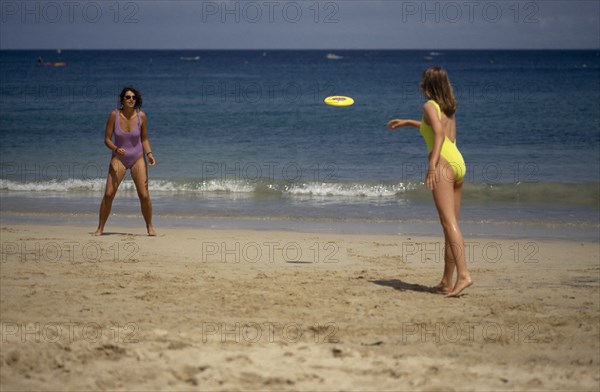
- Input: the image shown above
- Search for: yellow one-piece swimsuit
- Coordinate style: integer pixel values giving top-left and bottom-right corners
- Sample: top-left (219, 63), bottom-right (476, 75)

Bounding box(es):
top-left (419, 100), bottom-right (466, 181)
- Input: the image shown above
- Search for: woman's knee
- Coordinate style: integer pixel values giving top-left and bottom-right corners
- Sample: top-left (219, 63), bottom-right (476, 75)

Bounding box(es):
top-left (103, 190), bottom-right (117, 201)
top-left (439, 216), bottom-right (459, 234)
top-left (137, 190), bottom-right (150, 202)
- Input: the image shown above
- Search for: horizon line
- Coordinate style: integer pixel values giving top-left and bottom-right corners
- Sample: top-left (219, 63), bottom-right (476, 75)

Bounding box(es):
top-left (2, 48), bottom-right (599, 51)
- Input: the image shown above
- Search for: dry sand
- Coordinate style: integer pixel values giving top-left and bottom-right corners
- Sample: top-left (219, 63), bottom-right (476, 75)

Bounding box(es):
top-left (0, 224), bottom-right (598, 391)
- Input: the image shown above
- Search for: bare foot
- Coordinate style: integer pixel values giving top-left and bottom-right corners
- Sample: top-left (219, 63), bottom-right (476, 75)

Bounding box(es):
top-left (445, 277), bottom-right (473, 298)
top-left (94, 228), bottom-right (103, 236)
top-left (147, 226), bottom-right (157, 236)
top-left (432, 282), bottom-right (452, 294)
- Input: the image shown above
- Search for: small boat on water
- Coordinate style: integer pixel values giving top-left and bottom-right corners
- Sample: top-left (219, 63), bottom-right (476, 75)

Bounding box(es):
top-left (325, 53), bottom-right (343, 60)
top-left (44, 62), bottom-right (67, 67)
top-left (180, 56), bottom-right (200, 61)
top-left (37, 56), bottom-right (66, 67)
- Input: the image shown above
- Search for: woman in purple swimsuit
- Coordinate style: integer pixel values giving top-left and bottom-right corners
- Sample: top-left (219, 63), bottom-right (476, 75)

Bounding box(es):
top-left (95, 87), bottom-right (156, 236)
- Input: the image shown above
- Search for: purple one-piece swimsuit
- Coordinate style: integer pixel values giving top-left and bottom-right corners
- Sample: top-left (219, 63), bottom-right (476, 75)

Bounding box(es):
top-left (113, 109), bottom-right (143, 169)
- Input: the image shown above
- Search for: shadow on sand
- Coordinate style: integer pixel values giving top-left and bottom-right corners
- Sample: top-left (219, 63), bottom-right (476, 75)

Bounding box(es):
top-left (371, 279), bottom-right (439, 294)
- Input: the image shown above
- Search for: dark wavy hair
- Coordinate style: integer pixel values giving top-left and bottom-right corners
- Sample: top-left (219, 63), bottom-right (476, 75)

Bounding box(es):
top-left (420, 66), bottom-right (457, 117)
top-left (118, 86), bottom-right (143, 109)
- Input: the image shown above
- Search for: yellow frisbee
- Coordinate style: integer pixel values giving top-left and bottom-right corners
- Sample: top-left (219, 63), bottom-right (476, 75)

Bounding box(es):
top-left (324, 96), bottom-right (354, 107)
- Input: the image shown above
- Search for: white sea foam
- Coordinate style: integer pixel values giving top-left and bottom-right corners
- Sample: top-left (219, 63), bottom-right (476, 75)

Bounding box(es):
top-left (0, 179), bottom-right (105, 192)
top-left (0, 178), bottom-right (256, 194)
top-left (284, 182), bottom-right (412, 198)
top-left (3, 178), bottom-right (596, 206)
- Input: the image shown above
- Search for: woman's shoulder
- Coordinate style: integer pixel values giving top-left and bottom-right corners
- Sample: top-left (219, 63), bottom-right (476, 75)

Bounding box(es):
top-left (422, 100), bottom-right (440, 113)
top-left (423, 99), bottom-right (439, 108)
top-left (422, 100), bottom-right (443, 122)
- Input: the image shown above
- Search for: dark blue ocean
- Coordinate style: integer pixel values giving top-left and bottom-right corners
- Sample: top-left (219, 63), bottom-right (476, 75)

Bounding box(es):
top-left (1, 50), bottom-right (599, 239)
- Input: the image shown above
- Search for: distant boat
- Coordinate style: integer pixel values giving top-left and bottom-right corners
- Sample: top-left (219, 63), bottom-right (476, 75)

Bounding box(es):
top-left (429, 51), bottom-right (441, 56)
top-left (180, 56), bottom-right (200, 61)
top-left (44, 62), bottom-right (67, 67)
top-left (37, 55), bottom-right (66, 67)
top-left (325, 53), bottom-right (343, 60)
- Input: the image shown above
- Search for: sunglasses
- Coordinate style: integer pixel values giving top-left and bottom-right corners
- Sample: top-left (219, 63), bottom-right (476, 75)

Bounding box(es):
top-left (124, 95), bottom-right (136, 100)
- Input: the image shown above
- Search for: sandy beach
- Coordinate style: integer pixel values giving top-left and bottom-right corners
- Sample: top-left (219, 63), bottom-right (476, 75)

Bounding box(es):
top-left (0, 223), bottom-right (598, 391)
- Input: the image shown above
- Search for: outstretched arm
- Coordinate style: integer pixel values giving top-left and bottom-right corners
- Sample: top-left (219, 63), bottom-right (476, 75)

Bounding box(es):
top-left (387, 119), bottom-right (421, 130)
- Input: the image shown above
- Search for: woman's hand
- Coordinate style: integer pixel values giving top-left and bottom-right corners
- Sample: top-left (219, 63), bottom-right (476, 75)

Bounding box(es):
top-left (387, 119), bottom-right (405, 130)
top-left (426, 166), bottom-right (438, 191)
top-left (387, 119), bottom-right (421, 130)
top-left (147, 152), bottom-right (156, 166)
top-left (115, 147), bottom-right (126, 156)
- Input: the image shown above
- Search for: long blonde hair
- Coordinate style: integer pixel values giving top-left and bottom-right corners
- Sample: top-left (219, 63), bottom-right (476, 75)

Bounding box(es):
top-left (420, 66), bottom-right (457, 117)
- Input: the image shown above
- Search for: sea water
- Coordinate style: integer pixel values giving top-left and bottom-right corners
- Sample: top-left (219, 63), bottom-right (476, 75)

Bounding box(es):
top-left (1, 50), bottom-right (598, 240)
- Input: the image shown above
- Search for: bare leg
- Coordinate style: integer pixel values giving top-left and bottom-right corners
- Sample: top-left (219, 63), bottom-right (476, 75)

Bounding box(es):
top-left (95, 158), bottom-right (126, 235)
top-left (433, 179), bottom-right (463, 294)
top-left (431, 162), bottom-right (472, 297)
top-left (432, 241), bottom-right (455, 294)
top-left (130, 156), bottom-right (156, 236)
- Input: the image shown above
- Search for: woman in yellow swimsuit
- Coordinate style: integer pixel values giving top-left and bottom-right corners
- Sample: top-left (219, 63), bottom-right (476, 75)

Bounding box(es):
top-left (387, 66), bottom-right (473, 297)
